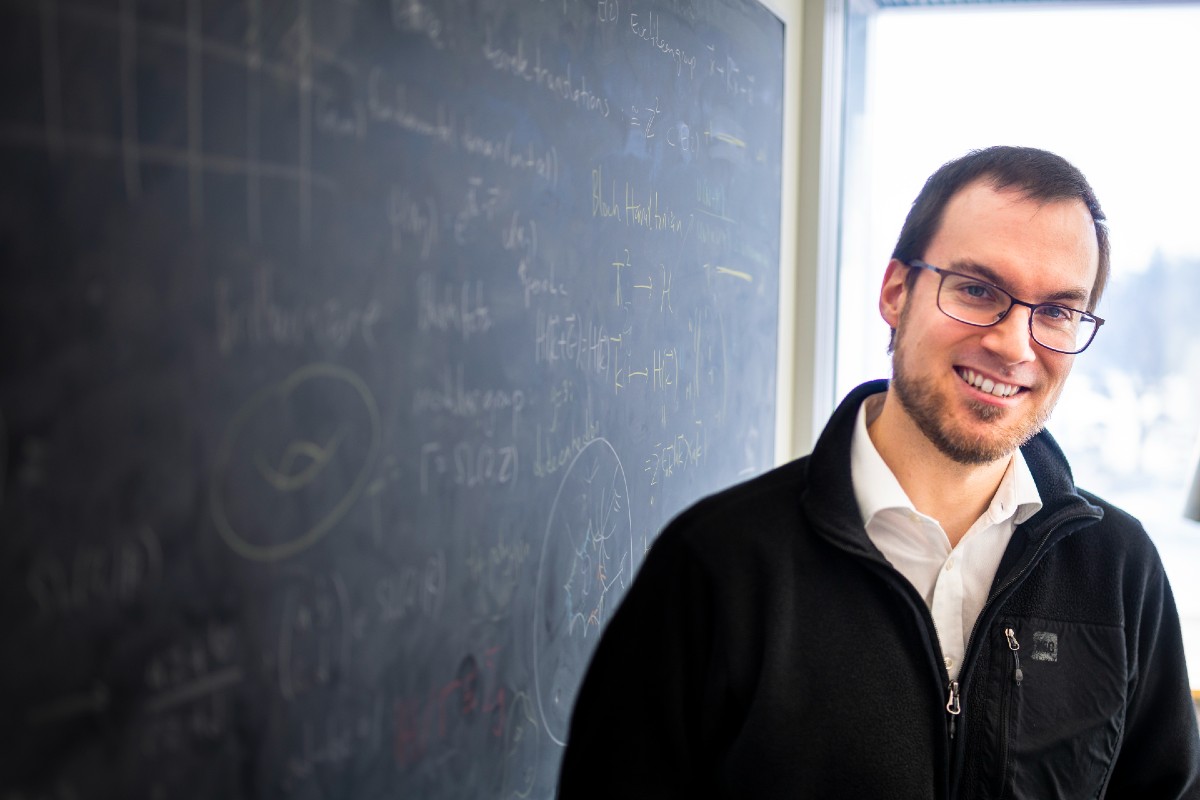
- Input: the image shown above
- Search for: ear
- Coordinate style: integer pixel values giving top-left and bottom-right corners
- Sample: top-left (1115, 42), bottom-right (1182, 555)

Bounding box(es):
top-left (879, 258), bottom-right (911, 328)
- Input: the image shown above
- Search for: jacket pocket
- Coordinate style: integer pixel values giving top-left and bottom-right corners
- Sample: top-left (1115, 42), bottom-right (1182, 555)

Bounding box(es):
top-left (999, 616), bottom-right (1127, 800)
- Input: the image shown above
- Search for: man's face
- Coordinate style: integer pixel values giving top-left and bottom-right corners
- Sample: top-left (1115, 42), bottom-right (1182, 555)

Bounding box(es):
top-left (881, 180), bottom-right (1100, 465)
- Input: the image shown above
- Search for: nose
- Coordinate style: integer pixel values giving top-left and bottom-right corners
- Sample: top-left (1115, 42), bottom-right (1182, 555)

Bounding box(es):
top-left (980, 305), bottom-right (1038, 365)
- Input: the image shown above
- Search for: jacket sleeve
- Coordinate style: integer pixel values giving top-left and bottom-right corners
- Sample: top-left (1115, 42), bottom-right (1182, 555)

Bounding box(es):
top-left (557, 522), bottom-right (720, 798)
top-left (1105, 561), bottom-right (1200, 797)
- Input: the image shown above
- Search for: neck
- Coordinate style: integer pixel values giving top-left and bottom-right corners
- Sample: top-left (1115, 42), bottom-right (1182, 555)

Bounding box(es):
top-left (867, 391), bottom-right (1011, 547)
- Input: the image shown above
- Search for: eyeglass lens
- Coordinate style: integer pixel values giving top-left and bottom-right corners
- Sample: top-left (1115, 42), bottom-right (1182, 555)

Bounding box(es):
top-left (938, 273), bottom-right (1096, 353)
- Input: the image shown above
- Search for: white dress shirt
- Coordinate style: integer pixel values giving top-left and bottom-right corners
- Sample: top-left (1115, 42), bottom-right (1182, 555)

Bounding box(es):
top-left (849, 393), bottom-right (1042, 681)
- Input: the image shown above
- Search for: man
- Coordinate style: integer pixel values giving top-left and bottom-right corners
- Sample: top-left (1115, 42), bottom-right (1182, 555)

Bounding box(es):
top-left (559, 147), bottom-right (1200, 797)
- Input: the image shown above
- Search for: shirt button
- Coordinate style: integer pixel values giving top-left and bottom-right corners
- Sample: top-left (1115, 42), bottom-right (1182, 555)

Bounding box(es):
top-left (945, 558), bottom-right (955, 571)
top-left (944, 657), bottom-right (954, 670)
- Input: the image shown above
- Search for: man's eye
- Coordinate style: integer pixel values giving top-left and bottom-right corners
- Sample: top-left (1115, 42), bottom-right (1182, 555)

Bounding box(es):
top-left (1035, 305), bottom-right (1077, 324)
top-left (955, 281), bottom-right (1000, 303)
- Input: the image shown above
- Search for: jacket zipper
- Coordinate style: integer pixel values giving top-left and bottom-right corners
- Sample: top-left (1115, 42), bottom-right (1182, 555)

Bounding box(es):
top-left (997, 625), bottom-right (1022, 796)
top-left (946, 680), bottom-right (961, 739)
top-left (1004, 627), bottom-right (1023, 685)
top-left (946, 506), bottom-right (1101, 797)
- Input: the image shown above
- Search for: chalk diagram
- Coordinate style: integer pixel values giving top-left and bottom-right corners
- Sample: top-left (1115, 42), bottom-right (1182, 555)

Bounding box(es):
top-left (533, 438), bottom-right (632, 746)
top-left (1, 0), bottom-right (344, 244)
top-left (210, 363), bottom-right (380, 561)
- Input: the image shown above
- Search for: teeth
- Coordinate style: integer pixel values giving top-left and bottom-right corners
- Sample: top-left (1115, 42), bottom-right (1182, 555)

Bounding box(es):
top-left (958, 368), bottom-right (1020, 398)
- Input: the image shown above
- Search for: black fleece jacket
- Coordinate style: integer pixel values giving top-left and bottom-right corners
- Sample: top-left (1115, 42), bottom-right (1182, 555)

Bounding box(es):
top-left (560, 380), bottom-right (1200, 798)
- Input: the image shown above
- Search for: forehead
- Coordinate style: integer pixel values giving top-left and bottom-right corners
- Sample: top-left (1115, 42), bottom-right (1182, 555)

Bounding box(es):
top-left (929, 180), bottom-right (1100, 297)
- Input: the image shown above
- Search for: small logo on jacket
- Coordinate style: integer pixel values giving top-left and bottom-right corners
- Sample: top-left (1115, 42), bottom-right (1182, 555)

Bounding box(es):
top-left (1031, 631), bottom-right (1058, 663)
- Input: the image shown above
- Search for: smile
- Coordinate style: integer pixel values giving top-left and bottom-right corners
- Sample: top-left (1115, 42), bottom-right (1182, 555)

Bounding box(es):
top-left (957, 368), bottom-right (1022, 398)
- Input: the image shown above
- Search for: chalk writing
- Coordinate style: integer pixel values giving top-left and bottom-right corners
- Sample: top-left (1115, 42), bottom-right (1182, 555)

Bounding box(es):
top-left (410, 363), bottom-right (526, 438)
top-left (27, 526), bottom-right (163, 620)
top-left (597, 0), bottom-right (619, 23)
top-left (627, 96), bottom-right (663, 139)
top-left (367, 68), bottom-right (456, 143)
top-left (284, 698), bottom-right (385, 788)
top-left (632, 265), bottom-right (675, 313)
top-left (419, 440), bottom-right (519, 494)
top-left (375, 551), bottom-right (446, 624)
top-left (697, 178), bottom-right (726, 215)
top-left (482, 31), bottom-right (611, 118)
top-left (591, 165), bottom-right (688, 235)
top-left (389, 186), bottom-right (439, 260)
top-left (501, 209), bottom-right (538, 260)
top-left (667, 119), bottom-right (701, 153)
top-left (533, 309), bottom-right (620, 375)
top-left (215, 262), bottom-right (382, 356)
top-left (454, 176), bottom-right (507, 245)
top-left (592, 164), bottom-right (623, 222)
top-left (706, 44), bottom-right (758, 104)
top-left (394, 648), bottom-right (508, 767)
top-left (141, 622), bottom-right (240, 757)
top-left (532, 404), bottom-right (601, 479)
top-left (315, 85), bottom-right (367, 140)
top-left (461, 122), bottom-right (559, 187)
top-left (416, 273), bottom-right (494, 341)
top-left (391, 0), bottom-right (444, 48)
top-left (518, 257), bottom-right (567, 309)
top-left (465, 531), bottom-right (532, 618)
top-left (626, 181), bottom-right (685, 234)
top-left (644, 421), bottom-right (705, 487)
top-left (547, 377), bottom-right (575, 433)
top-left (696, 215), bottom-right (733, 249)
top-left (277, 571), bottom-right (352, 702)
top-left (630, 11), bottom-right (697, 78)
top-left (684, 304), bottom-right (728, 421)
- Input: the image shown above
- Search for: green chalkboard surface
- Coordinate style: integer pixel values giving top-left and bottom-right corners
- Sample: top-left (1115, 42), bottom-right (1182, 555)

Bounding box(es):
top-left (0, 0), bottom-right (784, 796)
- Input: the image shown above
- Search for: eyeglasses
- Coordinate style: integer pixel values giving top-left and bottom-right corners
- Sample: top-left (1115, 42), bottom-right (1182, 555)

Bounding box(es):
top-left (905, 260), bottom-right (1104, 355)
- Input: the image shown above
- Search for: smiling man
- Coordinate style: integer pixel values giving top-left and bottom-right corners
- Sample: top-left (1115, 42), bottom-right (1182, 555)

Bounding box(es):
top-left (560, 147), bottom-right (1200, 798)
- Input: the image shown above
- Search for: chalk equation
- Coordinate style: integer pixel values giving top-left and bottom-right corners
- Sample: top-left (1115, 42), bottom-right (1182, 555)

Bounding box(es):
top-left (26, 526), bottom-right (163, 621)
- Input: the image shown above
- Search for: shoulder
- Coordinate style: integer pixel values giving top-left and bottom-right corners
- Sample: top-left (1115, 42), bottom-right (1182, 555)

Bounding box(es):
top-left (649, 457), bottom-right (815, 572)
top-left (674, 457), bottom-right (808, 527)
top-left (1048, 488), bottom-right (1171, 605)
top-left (1075, 488), bottom-right (1162, 565)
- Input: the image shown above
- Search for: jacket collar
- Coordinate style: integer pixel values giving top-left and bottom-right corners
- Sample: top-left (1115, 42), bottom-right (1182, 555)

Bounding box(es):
top-left (801, 379), bottom-right (1102, 557)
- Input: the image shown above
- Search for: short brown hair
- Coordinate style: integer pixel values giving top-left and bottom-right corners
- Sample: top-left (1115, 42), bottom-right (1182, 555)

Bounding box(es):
top-left (887, 146), bottom-right (1110, 352)
top-left (893, 146), bottom-right (1109, 310)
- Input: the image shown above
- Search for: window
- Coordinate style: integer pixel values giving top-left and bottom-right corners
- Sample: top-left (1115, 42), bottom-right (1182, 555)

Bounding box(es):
top-left (835, 1), bottom-right (1200, 687)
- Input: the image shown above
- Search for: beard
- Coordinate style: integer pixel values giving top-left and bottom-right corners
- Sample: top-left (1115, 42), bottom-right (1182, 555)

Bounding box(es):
top-left (890, 306), bottom-right (1058, 466)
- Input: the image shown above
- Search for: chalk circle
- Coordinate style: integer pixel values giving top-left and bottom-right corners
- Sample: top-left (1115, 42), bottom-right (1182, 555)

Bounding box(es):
top-left (533, 437), bottom-right (633, 746)
top-left (210, 363), bottom-right (380, 562)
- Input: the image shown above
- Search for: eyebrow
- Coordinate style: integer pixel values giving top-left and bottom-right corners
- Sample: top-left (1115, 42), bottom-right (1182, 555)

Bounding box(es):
top-left (948, 260), bottom-right (1091, 308)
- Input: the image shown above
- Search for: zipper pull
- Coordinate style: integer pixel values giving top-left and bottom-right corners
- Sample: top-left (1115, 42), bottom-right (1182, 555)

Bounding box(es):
top-left (945, 680), bottom-right (961, 739)
top-left (1005, 627), bottom-right (1024, 685)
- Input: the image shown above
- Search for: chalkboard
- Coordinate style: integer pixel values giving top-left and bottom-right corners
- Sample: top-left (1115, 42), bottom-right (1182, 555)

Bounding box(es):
top-left (0, 0), bottom-right (784, 797)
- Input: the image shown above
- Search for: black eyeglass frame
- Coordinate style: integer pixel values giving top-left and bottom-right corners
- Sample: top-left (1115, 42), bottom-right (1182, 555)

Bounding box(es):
top-left (904, 259), bottom-right (1105, 355)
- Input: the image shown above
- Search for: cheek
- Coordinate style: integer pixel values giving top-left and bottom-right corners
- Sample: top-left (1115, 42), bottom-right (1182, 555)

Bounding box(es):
top-left (1039, 354), bottom-right (1075, 397)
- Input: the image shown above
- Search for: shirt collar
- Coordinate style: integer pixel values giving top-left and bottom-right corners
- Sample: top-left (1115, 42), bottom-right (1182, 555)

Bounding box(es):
top-left (850, 392), bottom-right (1043, 528)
